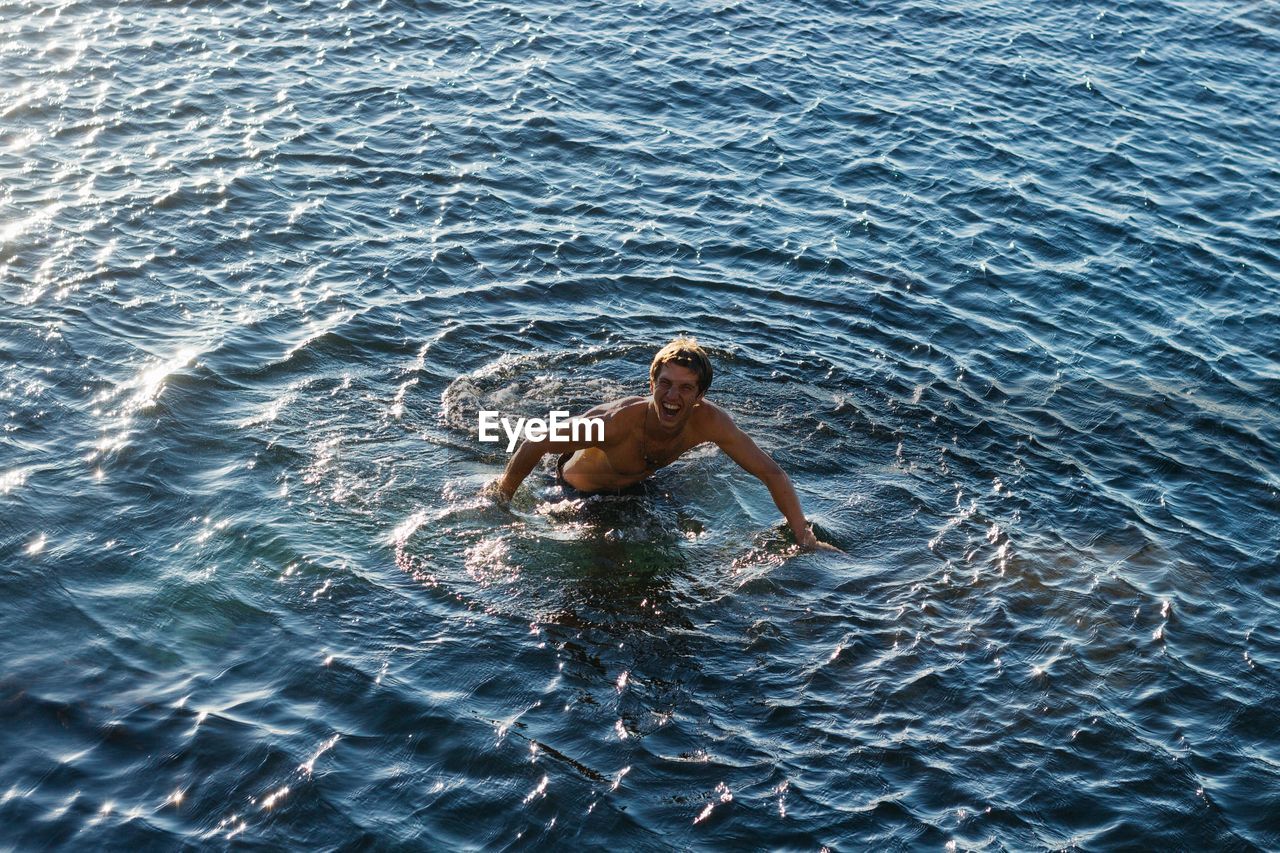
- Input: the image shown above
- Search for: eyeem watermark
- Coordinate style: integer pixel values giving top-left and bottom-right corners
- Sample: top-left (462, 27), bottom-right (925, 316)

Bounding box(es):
top-left (478, 410), bottom-right (604, 452)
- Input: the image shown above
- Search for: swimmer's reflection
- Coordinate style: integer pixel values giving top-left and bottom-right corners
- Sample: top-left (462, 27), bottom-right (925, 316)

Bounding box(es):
top-left (535, 536), bottom-right (699, 743)
top-left (521, 483), bottom-right (701, 729)
top-left (400, 481), bottom-right (707, 738)
top-left (538, 532), bottom-right (692, 631)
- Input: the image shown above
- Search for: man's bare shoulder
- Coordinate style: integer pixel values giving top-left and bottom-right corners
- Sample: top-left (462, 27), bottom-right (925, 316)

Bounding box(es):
top-left (688, 399), bottom-right (738, 442)
top-left (581, 396), bottom-right (647, 419)
top-left (580, 396), bottom-right (647, 440)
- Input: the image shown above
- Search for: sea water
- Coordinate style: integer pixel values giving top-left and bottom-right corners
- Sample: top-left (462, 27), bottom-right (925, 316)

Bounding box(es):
top-left (2, 0), bottom-right (1278, 847)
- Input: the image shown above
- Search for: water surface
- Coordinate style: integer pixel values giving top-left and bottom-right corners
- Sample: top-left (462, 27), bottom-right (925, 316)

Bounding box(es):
top-left (2, 0), bottom-right (1279, 847)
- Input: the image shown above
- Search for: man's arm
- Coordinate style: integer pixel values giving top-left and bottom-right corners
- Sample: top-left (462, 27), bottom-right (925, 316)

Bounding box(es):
top-left (710, 410), bottom-right (833, 551)
top-left (493, 440), bottom-right (559, 500)
top-left (492, 408), bottom-right (616, 501)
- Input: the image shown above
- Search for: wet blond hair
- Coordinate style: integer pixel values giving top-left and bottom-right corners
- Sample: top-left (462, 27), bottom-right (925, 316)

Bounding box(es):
top-left (650, 337), bottom-right (712, 395)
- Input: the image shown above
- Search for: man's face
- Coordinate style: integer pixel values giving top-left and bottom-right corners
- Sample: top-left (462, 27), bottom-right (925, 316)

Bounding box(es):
top-left (650, 363), bottom-right (703, 426)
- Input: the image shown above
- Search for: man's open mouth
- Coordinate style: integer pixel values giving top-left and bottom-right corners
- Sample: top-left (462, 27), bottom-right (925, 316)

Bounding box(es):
top-left (660, 402), bottom-right (680, 418)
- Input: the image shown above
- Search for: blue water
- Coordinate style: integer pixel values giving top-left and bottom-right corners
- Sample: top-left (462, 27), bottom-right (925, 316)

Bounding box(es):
top-left (3, 0), bottom-right (1279, 847)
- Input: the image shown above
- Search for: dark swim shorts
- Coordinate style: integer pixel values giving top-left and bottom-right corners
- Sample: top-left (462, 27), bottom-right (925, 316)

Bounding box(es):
top-left (556, 452), bottom-right (648, 498)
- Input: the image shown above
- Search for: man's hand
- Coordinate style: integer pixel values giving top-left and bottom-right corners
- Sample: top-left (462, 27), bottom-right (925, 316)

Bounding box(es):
top-left (482, 479), bottom-right (512, 503)
top-left (796, 525), bottom-right (842, 553)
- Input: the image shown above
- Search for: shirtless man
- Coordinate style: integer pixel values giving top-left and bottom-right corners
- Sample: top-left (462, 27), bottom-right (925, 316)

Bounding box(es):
top-left (493, 337), bottom-right (835, 551)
